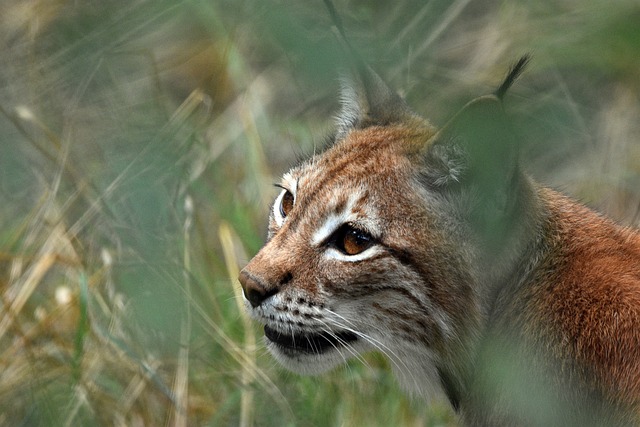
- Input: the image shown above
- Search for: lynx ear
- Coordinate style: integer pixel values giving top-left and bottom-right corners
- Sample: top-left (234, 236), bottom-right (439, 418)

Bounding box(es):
top-left (424, 95), bottom-right (519, 199)
top-left (335, 63), bottom-right (416, 139)
top-left (424, 95), bottom-right (523, 249)
top-left (423, 55), bottom-right (529, 192)
top-left (323, 0), bottom-right (415, 139)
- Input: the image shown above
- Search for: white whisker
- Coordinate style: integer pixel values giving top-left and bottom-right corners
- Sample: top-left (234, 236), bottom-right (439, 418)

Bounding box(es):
top-left (316, 318), bottom-right (370, 368)
top-left (323, 308), bottom-right (414, 377)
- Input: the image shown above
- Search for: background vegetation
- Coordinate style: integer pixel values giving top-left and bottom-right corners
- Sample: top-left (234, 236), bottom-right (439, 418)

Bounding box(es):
top-left (0, 0), bottom-right (638, 425)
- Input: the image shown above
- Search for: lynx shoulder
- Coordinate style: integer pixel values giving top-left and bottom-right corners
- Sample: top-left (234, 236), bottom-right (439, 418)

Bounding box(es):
top-left (238, 56), bottom-right (640, 425)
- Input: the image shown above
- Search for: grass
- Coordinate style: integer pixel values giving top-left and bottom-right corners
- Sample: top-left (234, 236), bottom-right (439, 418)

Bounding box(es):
top-left (0, 0), bottom-right (638, 425)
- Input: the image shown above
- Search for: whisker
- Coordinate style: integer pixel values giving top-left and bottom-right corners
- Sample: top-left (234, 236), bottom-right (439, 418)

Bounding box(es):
top-left (323, 309), bottom-right (413, 376)
top-left (316, 318), bottom-right (370, 368)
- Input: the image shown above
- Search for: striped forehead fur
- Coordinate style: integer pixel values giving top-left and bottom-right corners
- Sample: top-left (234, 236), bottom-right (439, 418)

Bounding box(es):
top-left (310, 187), bottom-right (378, 246)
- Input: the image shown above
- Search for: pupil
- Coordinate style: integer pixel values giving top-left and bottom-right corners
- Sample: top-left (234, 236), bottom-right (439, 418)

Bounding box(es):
top-left (343, 228), bottom-right (370, 255)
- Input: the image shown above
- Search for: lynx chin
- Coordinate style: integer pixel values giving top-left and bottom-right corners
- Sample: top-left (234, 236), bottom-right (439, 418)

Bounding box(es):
top-left (238, 55), bottom-right (640, 426)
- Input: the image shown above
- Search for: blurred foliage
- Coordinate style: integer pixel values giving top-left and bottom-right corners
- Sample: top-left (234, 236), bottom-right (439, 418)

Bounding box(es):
top-left (0, 0), bottom-right (638, 425)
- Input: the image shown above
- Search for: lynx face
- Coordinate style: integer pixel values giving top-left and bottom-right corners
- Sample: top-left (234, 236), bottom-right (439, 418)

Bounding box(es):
top-left (240, 58), bottom-right (528, 404)
top-left (239, 117), bottom-right (482, 396)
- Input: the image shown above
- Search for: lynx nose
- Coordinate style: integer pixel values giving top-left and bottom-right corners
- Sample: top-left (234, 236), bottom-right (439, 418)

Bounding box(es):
top-left (238, 270), bottom-right (279, 308)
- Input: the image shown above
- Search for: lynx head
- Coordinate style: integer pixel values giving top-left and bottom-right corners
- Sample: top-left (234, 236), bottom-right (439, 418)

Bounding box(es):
top-left (239, 57), bottom-right (530, 400)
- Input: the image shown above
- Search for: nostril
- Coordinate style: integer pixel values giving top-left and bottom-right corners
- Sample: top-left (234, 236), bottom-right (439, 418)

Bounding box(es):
top-left (245, 286), bottom-right (268, 308)
top-left (239, 270), bottom-right (280, 308)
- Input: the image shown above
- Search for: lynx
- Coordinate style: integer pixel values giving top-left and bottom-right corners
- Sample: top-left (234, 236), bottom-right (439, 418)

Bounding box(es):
top-left (238, 53), bottom-right (640, 425)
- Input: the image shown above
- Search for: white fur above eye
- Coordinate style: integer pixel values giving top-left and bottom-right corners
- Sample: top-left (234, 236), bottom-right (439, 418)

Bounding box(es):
top-left (310, 190), bottom-right (376, 246)
top-left (311, 213), bottom-right (345, 246)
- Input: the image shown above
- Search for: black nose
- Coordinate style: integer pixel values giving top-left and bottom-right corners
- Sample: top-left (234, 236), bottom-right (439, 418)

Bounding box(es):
top-left (238, 270), bottom-right (279, 308)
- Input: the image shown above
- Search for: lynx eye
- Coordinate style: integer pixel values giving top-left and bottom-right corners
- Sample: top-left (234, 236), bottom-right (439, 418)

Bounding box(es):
top-left (280, 190), bottom-right (294, 218)
top-left (332, 224), bottom-right (374, 256)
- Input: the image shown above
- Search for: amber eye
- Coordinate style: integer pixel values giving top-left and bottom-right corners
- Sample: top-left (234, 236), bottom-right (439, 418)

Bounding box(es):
top-left (280, 190), bottom-right (294, 218)
top-left (333, 224), bottom-right (374, 256)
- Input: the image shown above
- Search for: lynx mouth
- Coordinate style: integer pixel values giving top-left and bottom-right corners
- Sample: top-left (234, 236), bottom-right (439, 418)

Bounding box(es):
top-left (264, 325), bottom-right (358, 355)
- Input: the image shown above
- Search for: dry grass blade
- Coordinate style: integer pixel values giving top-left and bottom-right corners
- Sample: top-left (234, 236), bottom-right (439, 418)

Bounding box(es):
top-left (0, 211), bottom-right (80, 342)
top-left (0, 252), bottom-right (57, 341)
top-left (168, 195), bottom-right (194, 427)
top-left (219, 221), bottom-right (255, 427)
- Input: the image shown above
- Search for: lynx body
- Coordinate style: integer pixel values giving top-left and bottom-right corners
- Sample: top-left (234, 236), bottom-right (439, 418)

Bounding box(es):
top-left (238, 60), bottom-right (640, 425)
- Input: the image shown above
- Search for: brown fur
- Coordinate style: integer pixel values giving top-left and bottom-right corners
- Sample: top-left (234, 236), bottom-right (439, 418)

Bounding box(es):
top-left (468, 187), bottom-right (640, 425)
top-left (528, 190), bottom-right (640, 404)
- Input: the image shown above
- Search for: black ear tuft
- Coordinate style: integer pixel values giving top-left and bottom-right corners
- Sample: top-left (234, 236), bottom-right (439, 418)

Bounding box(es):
top-left (495, 55), bottom-right (530, 100)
